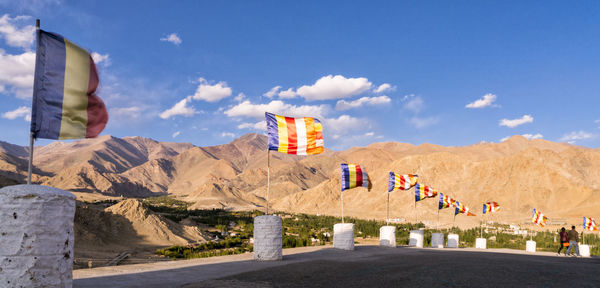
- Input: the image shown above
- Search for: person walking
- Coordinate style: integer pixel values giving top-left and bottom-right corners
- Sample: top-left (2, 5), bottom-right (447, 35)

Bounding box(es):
top-left (557, 227), bottom-right (569, 256)
top-left (566, 225), bottom-right (581, 257)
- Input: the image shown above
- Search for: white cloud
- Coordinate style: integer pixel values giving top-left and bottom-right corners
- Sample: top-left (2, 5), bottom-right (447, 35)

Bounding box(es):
top-left (560, 131), bottom-right (595, 144)
top-left (466, 93), bottom-right (497, 109)
top-left (2, 106), bottom-right (30, 121)
top-left (364, 132), bottom-right (374, 137)
top-left (335, 95), bottom-right (391, 111)
top-left (160, 97), bottom-right (196, 119)
top-left (191, 78), bottom-right (232, 102)
top-left (402, 94), bottom-right (424, 113)
top-left (237, 121), bottom-right (266, 130)
top-left (296, 75), bottom-right (372, 101)
top-left (224, 100), bottom-right (329, 120)
top-left (172, 131), bottom-right (180, 138)
top-left (409, 116), bottom-right (438, 129)
top-left (499, 115), bottom-right (533, 128)
top-left (0, 14), bottom-right (35, 49)
top-left (374, 83), bottom-right (395, 93)
top-left (0, 49), bottom-right (35, 98)
top-left (160, 33), bottom-right (181, 45)
top-left (221, 132), bottom-right (235, 138)
top-left (91, 52), bottom-right (110, 67)
top-left (234, 93), bottom-right (245, 102)
top-left (323, 114), bottom-right (365, 134)
top-left (278, 88), bottom-right (297, 99)
top-left (263, 86), bottom-right (281, 98)
top-left (110, 106), bottom-right (143, 120)
top-left (500, 133), bottom-right (543, 142)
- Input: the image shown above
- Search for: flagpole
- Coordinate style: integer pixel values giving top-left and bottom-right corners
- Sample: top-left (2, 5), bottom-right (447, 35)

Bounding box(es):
top-left (386, 192), bottom-right (389, 225)
top-left (27, 19), bottom-right (40, 186)
top-left (341, 190), bottom-right (344, 223)
top-left (437, 209), bottom-right (440, 231)
top-left (266, 149), bottom-right (270, 215)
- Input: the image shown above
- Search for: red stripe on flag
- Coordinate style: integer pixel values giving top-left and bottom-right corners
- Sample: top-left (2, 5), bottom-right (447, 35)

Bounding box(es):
top-left (285, 117), bottom-right (297, 154)
top-left (355, 165), bottom-right (363, 187)
top-left (85, 56), bottom-right (108, 138)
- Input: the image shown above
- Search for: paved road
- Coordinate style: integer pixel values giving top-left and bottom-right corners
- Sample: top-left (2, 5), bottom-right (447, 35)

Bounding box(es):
top-left (74, 245), bottom-right (600, 288)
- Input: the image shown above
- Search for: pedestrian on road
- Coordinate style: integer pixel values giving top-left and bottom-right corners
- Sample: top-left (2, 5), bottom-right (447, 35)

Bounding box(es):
top-left (557, 227), bottom-right (569, 256)
top-left (566, 225), bottom-right (581, 257)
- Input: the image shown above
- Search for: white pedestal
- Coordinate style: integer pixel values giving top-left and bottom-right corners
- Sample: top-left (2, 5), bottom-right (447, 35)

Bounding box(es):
top-left (334, 223), bottom-right (355, 250)
top-left (379, 226), bottom-right (396, 247)
top-left (0, 185), bottom-right (76, 287)
top-left (431, 233), bottom-right (444, 248)
top-left (580, 244), bottom-right (590, 257)
top-left (447, 234), bottom-right (459, 248)
top-left (526, 240), bottom-right (536, 252)
top-left (409, 230), bottom-right (424, 248)
top-left (475, 238), bottom-right (487, 249)
top-left (253, 215), bottom-right (282, 261)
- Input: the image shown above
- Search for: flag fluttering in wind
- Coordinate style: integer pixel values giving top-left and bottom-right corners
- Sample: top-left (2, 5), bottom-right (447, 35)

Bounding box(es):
top-left (387, 172), bottom-right (418, 192)
top-left (340, 163), bottom-right (371, 192)
top-left (439, 193), bottom-right (452, 209)
top-left (414, 183), bottom-right (437, 202)
top-left (265, 112), bottom-right (324, 155)
top-left (531, 208), bottom-right (548, 227)
top-left (583, 217), bottom-right (598, 231)
top-left (31, 29), bottom-right (108, 140)
top-left (454, 201), bottom-right (476, 216)
top-left (483, 202), bottom-right (500, 214)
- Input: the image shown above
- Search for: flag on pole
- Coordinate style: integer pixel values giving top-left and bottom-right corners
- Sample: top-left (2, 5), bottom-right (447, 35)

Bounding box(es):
top-left (387, 172), bottom-right (418, 192)
top-left (439, 193), bottom-right (452, 209)
top-left (482, 202), bottom-right (500, 214)
top-left (340, 163), bottom-right (372, 192)
top-left (531, 208), bottom-right (548, 227)
top-left (31, 29), bottom-right (108, 140)
top-left (414, 183), bottom-right (437, 202)
top-left (265, 112), bottom-right (324, 155)
top-left (583, 217), bottom-right (598, 231)
top-left (454, 201), bottom-right (476, 216)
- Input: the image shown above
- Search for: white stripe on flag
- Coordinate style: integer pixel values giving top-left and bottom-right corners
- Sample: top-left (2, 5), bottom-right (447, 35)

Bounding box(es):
top-left (295, 117), bottom-right (308, 155)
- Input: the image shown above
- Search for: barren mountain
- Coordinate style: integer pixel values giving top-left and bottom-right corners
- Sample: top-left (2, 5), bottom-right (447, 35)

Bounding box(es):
top-left (1, 134), bottom-right (599, 227)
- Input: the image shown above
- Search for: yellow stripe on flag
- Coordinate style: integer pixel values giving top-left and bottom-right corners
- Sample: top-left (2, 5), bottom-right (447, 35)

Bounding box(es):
top-left (59, 38), bottom-right (89, 139)
top-left (348, 164), bottom-right (356, 189)
top-left (275, 115), bottom-right (288, 153)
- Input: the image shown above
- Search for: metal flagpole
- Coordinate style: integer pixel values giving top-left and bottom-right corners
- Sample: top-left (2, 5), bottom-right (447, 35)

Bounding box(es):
top-left (386, 192), bottom-right (390, 225)
top-left (341, 190), bottom-right (344, 223)
top-left (437, 209), bottom-right (440, 231)
top-left (27, 19), bottom-right (40, 185)
top-left (266, 149), bottom-right (270, 215)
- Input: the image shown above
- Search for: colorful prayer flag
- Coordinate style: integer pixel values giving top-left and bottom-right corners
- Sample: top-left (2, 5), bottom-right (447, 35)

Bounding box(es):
top-left (583, 217), bottom-right (598, 231)
top-left (31, 29), bottom-right (108, 140)
top-left (483, 202), bottom-right (500, 214)
top-left (340, 163), bottom-right (371, 192)
top-left (414, 183), bottom-right (437, 202)
top-left (454, 201), bottom-right (475, 216)
top-left (265, 112), bottom-right (324, 155)
top-left (439, 193), bottom-right (451, 210)
top-left (387, 172), bottom-right (418, 192)
top-left (531, 208), bottom-right (548, 227)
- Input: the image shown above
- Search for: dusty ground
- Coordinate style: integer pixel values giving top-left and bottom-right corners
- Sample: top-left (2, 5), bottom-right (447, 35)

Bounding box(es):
top-left (74, 245), bottom-right (600, 288)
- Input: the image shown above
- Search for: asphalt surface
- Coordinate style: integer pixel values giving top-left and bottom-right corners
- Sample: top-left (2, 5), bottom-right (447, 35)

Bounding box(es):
top-left (74, 245), bottom-right (600, 288)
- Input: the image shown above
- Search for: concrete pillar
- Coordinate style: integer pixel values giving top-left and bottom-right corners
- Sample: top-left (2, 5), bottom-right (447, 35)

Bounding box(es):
top-left (447, 233), bottom-right (459, 248)
top-left (333, 223), bottom-right (355, 250)
top-left (379, 226), bottom-right (396, 247)
top-left (253, 215), bottom-right (282, 261)
top-left (0, 185), bottom-right (75, 287)
top-left (580, 244), bottom-right (590, 257)
top-left (526, 240), bottom-right (536, 252)
top-left (431, 233), bottom-right (444, 248)
top-left (475, 238), bottom-right (487, 249)
top-left (409, 230), bottom-right (424, 248)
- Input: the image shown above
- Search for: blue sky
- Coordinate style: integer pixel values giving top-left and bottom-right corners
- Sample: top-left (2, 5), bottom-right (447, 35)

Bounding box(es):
top-left (1, 0), bottom-right (599, 150)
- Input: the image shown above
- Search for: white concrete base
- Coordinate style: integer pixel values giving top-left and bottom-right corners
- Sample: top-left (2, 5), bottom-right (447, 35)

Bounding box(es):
top-left (447, 234), bottom-right (459, 248)
top-left (526, 240), bottom-right (536, 252)
top-left (253, 215), bottom-right (282, 261)
top-left (0, 185), bottom-right (76, 288)
top-left (409, 230), bottom-right (424, 248)
top-left (475, 238), bottom-right (487, 249)
top-left (431, 233), bottom-right (444, 248)
top-left (580, 244), bottom-right (591, 257)
top-left (379, 226), bottom-right (396, 247)
top-left (333, 223), bottom-right (355, 250)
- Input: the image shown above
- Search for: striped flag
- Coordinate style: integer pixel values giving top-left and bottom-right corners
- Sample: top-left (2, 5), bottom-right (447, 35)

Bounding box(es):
top-left (387, 172), bottom-right (418, 192)
top-left (439, 193), bottom-right (451, 209)
top-left (265, 112), bottom-right (324, 155)
top-left (31, 29), bottom-right (108, 140)
top-left (531, 208), bottom-right (548, 227)
top-left (454, 201), bottom-right (476, 216)
top-left (583, 217), bottom-right (598, 231)
top-left (340, 163), bottom-right (371, 192)
top-left (482, 202), bottom-right (500, 214)
top-left (414, 183), bottom-right (437, 202)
